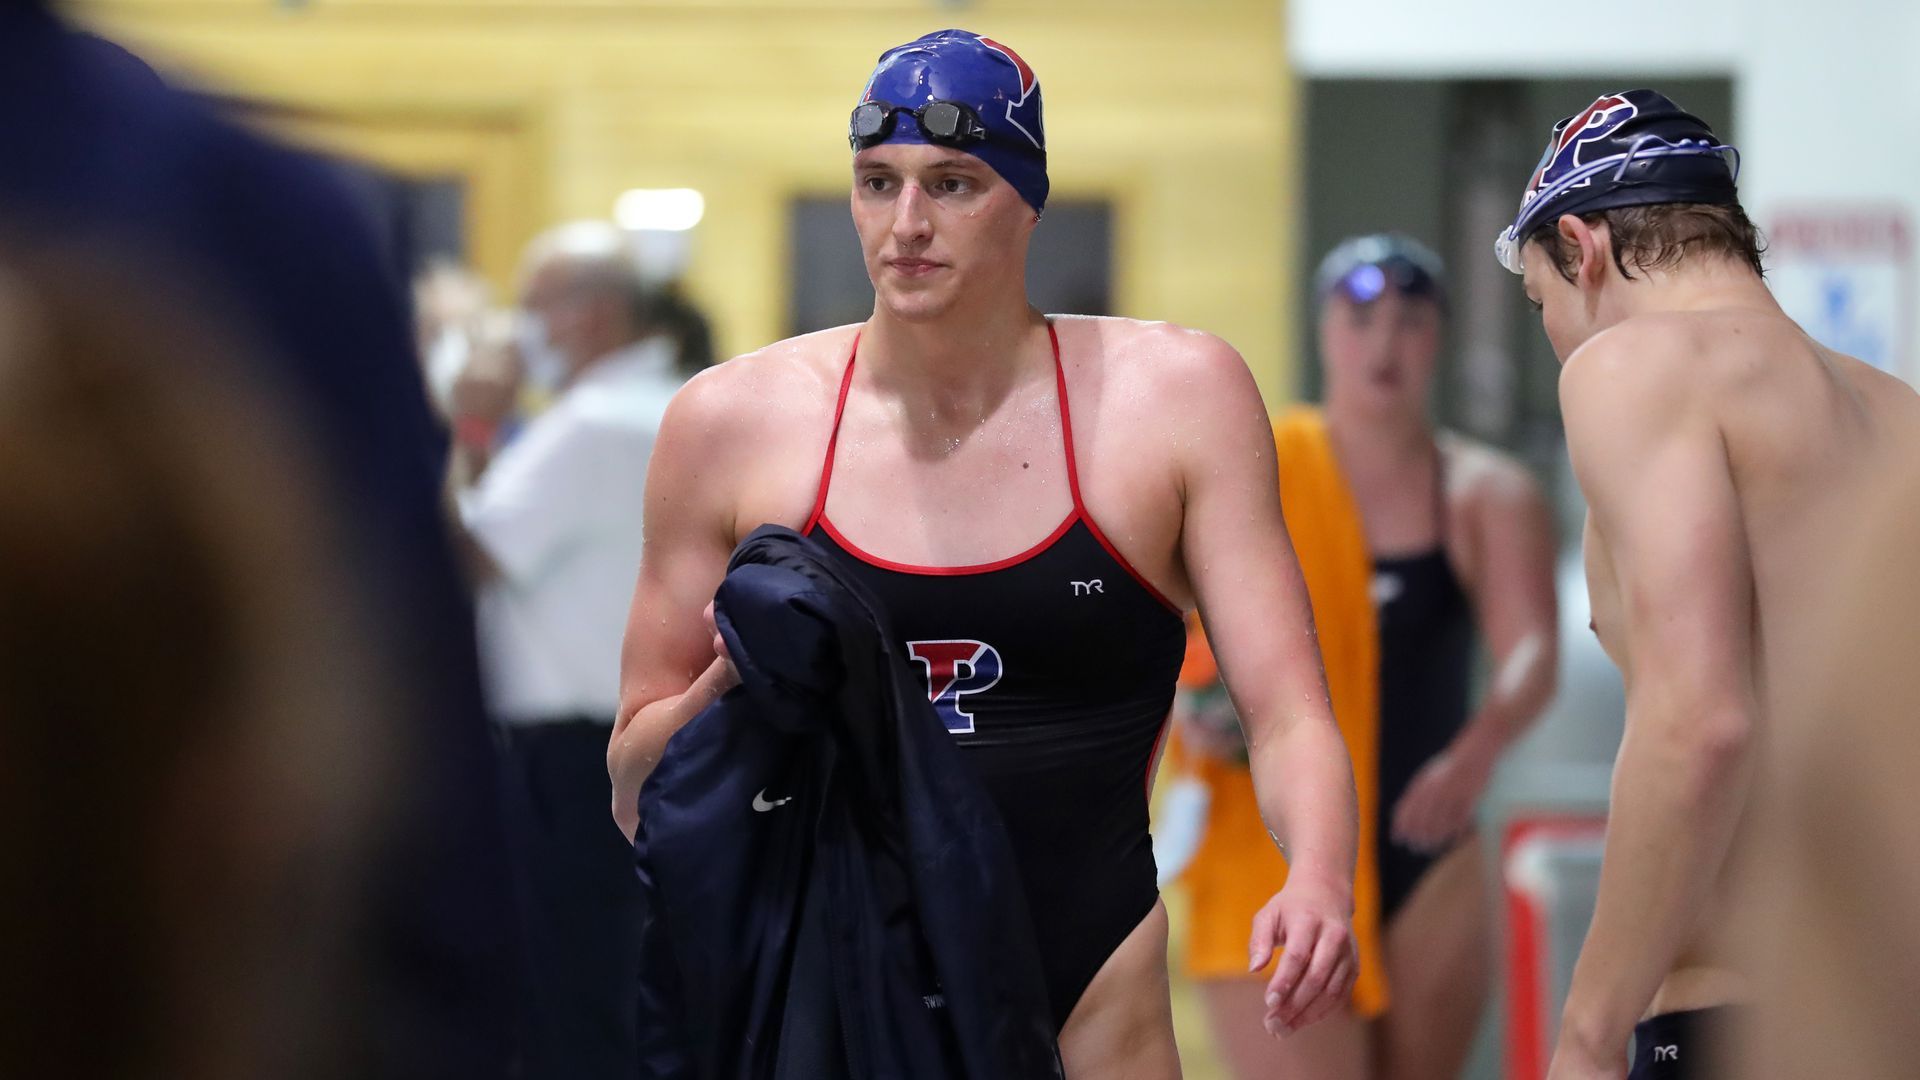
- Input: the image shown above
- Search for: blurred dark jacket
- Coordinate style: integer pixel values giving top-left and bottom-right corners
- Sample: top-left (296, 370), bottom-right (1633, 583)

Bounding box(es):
top-left (0, 5), bottom-right (517, 1077)
top-left (633, 526), bottom-right (1061, 1080)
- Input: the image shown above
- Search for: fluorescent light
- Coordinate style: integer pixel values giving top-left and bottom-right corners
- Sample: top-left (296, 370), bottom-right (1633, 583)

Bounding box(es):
top-left (614, 188), bottom-right (705, 232)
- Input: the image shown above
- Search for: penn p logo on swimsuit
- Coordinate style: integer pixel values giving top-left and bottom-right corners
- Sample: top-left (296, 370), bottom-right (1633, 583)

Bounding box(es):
top-left (906, 639), bottom-right (1003, 734)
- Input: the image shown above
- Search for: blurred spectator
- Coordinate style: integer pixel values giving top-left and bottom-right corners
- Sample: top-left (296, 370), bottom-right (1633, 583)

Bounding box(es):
top-left (454, 220), bottom-right (687, 1080)
top-left (651, 281), bottom-right (717, 379)
top-left (447, 307), bottom-right (527, 488)
top-left (0, 6), bottom-right (520, 1077)
top-left (1169, 235), bottom-right (1558, 1079)
top-left (415, 258), bottom-right (495, 418)
top-left (0, 255), bottom-right (386, 1080)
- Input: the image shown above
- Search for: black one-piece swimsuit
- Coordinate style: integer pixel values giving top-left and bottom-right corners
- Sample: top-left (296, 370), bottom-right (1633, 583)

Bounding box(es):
top-left (804, 323), bottom-right (1187, 1030)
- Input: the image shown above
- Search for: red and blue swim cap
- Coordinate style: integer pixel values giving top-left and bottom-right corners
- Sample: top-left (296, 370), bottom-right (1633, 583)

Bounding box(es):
top-left (854, 29), bottom-right (1050, 215)
top-left (1494, 89), bottom-right (1740, 274)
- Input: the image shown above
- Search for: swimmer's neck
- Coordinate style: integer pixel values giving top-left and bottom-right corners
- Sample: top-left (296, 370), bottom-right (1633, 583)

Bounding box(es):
top-left (1326, 405), bottom-right (1434, 471)
top-left (1602, 259), bottom-right (1785, 325)
top-left (860, 303), bottom-right (1052, 415)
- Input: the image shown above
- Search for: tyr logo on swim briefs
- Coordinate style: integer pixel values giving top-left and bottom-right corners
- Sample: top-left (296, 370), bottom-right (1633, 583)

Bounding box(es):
top-left (906, 639), bottom-right (1003, 734)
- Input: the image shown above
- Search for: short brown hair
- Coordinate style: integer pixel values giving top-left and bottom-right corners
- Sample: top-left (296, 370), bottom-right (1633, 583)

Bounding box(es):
top-left (1528, 202), bottom-right (1766, 281)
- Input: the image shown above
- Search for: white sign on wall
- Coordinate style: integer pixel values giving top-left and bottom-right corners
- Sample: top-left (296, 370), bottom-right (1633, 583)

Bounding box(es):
top-left (1766, 206), bottom-right (1913, 379)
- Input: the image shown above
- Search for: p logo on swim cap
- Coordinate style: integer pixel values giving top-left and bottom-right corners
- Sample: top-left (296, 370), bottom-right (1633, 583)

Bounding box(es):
top-left (1523, 94), bottom-right (1642, 209)
top-left (853, 29), bottom-right (1050, 214)
top-left (1493, 89), bottom-right (1740, 274)
top-left (974, 36), bottom-right (1042, 150)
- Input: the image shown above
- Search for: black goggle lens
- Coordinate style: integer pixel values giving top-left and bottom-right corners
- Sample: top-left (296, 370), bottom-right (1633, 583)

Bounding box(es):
top-left (849, 100), bottom-right (986, 151)
top-left (850, 102), bottom-right (891, 146)
top-left (917, 101), bottom-right (966, 141)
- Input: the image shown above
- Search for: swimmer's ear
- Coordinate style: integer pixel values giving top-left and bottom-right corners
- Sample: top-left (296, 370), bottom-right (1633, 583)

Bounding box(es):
top-left (1556, 213), bottom-right (1609, 287)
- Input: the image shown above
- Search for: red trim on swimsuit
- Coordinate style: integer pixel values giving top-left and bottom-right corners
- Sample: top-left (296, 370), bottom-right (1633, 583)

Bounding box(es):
top-left (808, 322), bottom-right (1180, 613)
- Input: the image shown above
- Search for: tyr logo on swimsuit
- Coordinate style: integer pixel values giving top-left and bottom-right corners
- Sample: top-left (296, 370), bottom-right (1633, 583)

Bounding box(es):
top-left (906, 639), bottom-right (1003, 734)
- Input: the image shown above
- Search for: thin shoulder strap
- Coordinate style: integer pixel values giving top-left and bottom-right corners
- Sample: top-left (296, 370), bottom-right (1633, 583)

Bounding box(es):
top-left (1055, 322), bottom-right (1180, 613)
top-left (1048, 321), bottom-right (1088, 513)
top-left (802, 333), bottom-right (860, 532)
top-left (1432, 438), bottom-right (1450, 549)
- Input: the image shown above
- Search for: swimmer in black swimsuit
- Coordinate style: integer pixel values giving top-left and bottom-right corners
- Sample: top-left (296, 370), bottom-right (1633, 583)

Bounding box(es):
top-left (1332, 237), bottom-right (1559, 1080)
top-left (1221, 236), bottom-right (1562, 1080)
top-left (610, 29), bottom-right (1362, 1076)
top-left (807, 322), bottom-right (1184, 1029)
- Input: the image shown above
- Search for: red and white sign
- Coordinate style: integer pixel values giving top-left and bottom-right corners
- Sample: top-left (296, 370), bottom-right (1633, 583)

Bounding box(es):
top-left (1766, 205), bottom-right (1914, 382)
top-left (1503, 815), bottom-right (1609, 1080)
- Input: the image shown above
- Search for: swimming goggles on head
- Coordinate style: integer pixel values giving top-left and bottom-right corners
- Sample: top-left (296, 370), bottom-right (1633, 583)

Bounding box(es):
top-left (849, 99), bottom-right (1000, 152)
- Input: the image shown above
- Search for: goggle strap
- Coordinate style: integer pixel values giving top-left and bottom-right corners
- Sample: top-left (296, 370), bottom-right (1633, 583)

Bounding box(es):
top-left (1511, 140), bottom-right (1738, 242)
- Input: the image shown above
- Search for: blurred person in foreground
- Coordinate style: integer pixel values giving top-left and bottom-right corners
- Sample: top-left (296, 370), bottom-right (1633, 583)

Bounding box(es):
top-left (1494, 89), bottom-right (1920, 1079)
top-left (1739, 453), bottom-right (1920, 1080)
top-left (452, 221), bottom-right (686, 1079)
top-left (611, 29), bottom-right (1358, 1072)
top-left (1172, 235), bottom-right (1558, 1079)
top-left (0, 5), bottom-right (520, 1074)
top-left (0, 256), bottom-right (385, 1080)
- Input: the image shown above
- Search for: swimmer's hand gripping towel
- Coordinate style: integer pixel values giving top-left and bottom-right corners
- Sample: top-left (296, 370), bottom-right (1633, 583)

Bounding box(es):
top-left (634, 525), bottom-right (1064, 1079)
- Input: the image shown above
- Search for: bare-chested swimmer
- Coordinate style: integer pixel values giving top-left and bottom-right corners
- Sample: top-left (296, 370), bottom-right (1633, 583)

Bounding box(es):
top-left (1495, 89), bottom-right (1920, 1080)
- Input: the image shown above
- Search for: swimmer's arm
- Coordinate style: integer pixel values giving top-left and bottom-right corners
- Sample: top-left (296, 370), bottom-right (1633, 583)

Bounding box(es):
top-left (1553, 346), bottom-right (1759, 1067)
top-left (1172, 336), bottom-right (1359, 1030)
top-left (1460, 465), bottom-right (1560, 750)
top-left (609, 375), bottom-right (744, 842)
top-left (1393, 462), bottom-right (1559, 849)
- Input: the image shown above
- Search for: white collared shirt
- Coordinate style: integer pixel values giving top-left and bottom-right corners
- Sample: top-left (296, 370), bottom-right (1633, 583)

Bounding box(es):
top-left (459, 338), bottom-right (683, 724)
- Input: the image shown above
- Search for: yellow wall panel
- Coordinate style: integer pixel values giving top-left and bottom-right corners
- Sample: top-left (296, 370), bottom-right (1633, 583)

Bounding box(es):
top-left (76, 0), bottom-right (1301, 403)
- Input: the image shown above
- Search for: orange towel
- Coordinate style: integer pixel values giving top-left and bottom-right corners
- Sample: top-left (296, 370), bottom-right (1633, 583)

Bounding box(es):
top-left (1170, 407), bottom-right (1386, 1016)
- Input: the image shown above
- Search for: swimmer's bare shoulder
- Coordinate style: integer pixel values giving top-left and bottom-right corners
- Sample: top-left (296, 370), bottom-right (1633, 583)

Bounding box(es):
top-left (1436, 433), bottom-right (1553, 590)
top-left (1557, 313), bottom-right (1730, 460)
top-left (1564, 308), bottom-right (1918, 490)
top-left (1055, 312), bottom-right (1251, 383)
top-left (1561, 310), bottom-right (1713, 388)
top-left (1053, 313), bottom-right (1266, 456)
top-left (1441, 433), bottom-right (1543, 506)
top-left (651, 324), bottom-right (861, 534)
top-left (611, 325), bottom-right (862, 836)
top-left (1049, 315), bottom-right (1274, 600)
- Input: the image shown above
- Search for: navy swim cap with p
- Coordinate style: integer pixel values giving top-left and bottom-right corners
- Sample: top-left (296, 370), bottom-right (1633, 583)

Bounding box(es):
top-left (1494, 89), bottom-right (1740, 273)
top-left (855, 29), bottom-right (1050, 215)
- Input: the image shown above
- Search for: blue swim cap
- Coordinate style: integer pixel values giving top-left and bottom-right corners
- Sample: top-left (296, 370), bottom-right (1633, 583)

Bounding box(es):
top-left (1494, 89), bottom-right (1740, 274)
top-left (856, 29), bottom-right (1049, 215)
top-left (1316, 233), bottom-right (1447, 311)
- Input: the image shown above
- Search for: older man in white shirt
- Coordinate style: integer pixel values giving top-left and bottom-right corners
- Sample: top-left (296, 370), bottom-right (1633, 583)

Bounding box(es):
top-left (452, 221), bottom-right (685, 1080)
